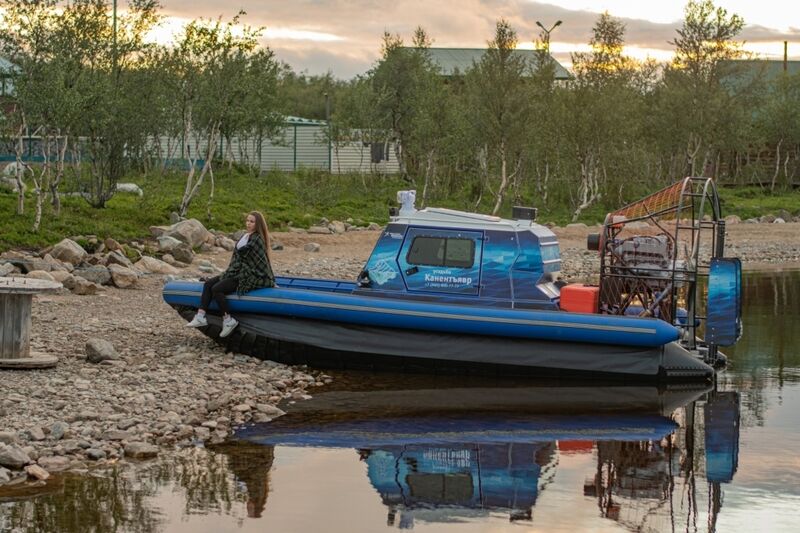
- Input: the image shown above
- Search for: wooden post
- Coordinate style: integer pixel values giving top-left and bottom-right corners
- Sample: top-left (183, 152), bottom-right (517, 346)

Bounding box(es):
top-left (0, 277), bottom-right (61, 369)
top-left (0, 293), bottom-right (32, 359)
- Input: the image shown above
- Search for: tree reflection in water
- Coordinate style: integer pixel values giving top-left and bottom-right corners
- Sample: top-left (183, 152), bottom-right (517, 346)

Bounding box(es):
top-left (0, 443), bottom-right (275, 533)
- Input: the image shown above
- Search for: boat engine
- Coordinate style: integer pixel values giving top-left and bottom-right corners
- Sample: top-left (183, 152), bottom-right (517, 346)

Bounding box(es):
top-left (593, 177), bottom-right (742, 366)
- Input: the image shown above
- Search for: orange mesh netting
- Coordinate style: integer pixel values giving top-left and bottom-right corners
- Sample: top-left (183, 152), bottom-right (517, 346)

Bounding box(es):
top-left (610, 179), bottom-right (689, 221)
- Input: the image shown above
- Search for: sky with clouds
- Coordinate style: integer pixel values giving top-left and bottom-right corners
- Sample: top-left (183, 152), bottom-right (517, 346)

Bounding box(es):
top-left (151, 0), bottom-right (800, 78)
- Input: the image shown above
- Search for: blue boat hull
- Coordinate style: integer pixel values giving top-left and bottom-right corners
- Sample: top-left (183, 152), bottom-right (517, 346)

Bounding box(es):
top-left (163, 278), bottom-right (679, 348)
top-left (163, 278), bottom-right (713, 380)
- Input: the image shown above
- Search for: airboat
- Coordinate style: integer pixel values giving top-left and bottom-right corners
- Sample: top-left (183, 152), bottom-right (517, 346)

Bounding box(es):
top-left (163, 177), bottom-right (741, 381)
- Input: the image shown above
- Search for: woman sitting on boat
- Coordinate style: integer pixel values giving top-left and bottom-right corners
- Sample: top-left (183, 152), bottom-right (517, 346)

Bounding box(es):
top-left (187, 210), bottom-right (276, 337)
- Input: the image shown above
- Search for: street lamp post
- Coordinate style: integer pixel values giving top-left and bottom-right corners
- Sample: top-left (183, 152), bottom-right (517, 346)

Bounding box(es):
top-left (535, 20), bottom-right (562, 53)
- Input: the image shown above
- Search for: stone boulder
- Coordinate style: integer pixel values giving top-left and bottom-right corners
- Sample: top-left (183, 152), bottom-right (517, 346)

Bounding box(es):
top-left (50, 238), bottom-right (88, 266)
top-left (108, 264), bottom-right (139, 288)
top-left (104, 238), bottom-right (122, 252)
top-left (0, 262), bottom-right (15, 277)
top-left (308, 225), bottom-right (331, 235)
top-left (135, 256), bottom-right (180, 275)
top-left (367, 222), bottom-right (382, 231)
top-left (106, 250), bottom-right (133, 269)
top-left (25, 464), bottom-right (50, 480)
top-left (50, 271), bottom-right (75, 289)
top-left (149, 225), bottom-right (170, 239)
top-left (328, 220), bottom-right (347, 234)
top-left (164, 219), bottom-right (211, 248)
top-left (724, 215), bottom-right (741, 225)
top-left (115, 182), bottom-right (143, 196)
top-left (217, 236), bottom-right (236, 251)
top-left (124, 442), bottom-right (159, 459)
top-left (26, 270), bottom-right (56, 282)
top-left (157, 235), bottom-right (182, 252)
top-left (74, 265), bottom-right (112, 285)
top-left (37, 456), bottom-right (71, 472)
top-left (0, 443), bottom-right (31, 469)
top-left (172, 243), bottom-right (194, 264)
top-left (71, 277), bottom-right (100, 295)
top-left (85, 338), bottom-right (121, 364)
top-left (303, 243), bottom-right (321, 253)
top-left (43, 253), bottom-right (70, 272)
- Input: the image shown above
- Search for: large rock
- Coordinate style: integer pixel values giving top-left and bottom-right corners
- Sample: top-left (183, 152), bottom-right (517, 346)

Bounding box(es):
top-left (328, 220), bottom-right (346, 234)
top-left (172, 243), bottom-right (194, 264)
top-left (217, 237), bottom-right (235, 251)
top-left (0, 262), bottom-right (15, 277)
top-left (74, 265), bottom-right (111, 285)
top-left (43, 253), bottom-right (70, 272)
top-left (85, 338), bottom-right (121, 364)
top-left (115, 182), bottom-right (143, 196)
top-left (367, 222), bottom-right (382, 231)
top-left (25, 464), bottom-right (50, 480)
top-left (37, 455), bottom-right (71, 472)
top-left (26, 270), bottom-right (56, 282)
top-left (105, 250), bottom-right (133, 269)
top-left (50, 271), bottom-right (75, 287)
top-left (0, 431), bottom-right (18, 445)
top-left (0, 443), bottom-right (31, 469)
top-left (71, 277), bottom-right (99, 295)
top-left (149, 225), bottom-right (170, 239)
top-left (134, 256), bottom-right (180, 275)
top-left (164, 219), bottom-right (211, 248)
top-left (308, 225), bottom-right (331, 235)
top-left (50, 238), bottom-right (88, 266)
top-left (124, 442), bottom-right (159, 459)
top-left (108, 264), bottom-right (139, 288)
top-left (303, 242), bottom-right (321, 253)
top-left (724, 214), bottom-right (741, 225)
top-left (104, 238), bottom-right (122, 252)
top-left (157, 235), bottom-right (183, 252)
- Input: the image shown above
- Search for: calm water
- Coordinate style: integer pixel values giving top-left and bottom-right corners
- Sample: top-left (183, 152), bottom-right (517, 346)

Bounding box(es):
top-left (1, 271), bottom-right (799, 533)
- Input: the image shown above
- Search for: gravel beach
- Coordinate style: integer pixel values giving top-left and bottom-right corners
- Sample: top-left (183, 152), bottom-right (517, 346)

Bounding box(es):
top-left (1, 221), bottom-right (799, 490)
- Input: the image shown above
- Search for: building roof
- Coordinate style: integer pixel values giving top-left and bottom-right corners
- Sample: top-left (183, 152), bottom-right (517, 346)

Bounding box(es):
top-left (409, 47), bottom-right (571, 80)
top-left (720, 59), bottom-right (800, 91)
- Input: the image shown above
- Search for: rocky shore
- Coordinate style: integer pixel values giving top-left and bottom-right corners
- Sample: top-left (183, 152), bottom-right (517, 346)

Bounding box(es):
top-left (2, 217), bottom-right (799, 491)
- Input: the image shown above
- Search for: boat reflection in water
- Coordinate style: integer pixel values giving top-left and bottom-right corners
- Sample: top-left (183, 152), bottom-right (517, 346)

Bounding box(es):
top-left (233, 378), bottom-right (741, 529)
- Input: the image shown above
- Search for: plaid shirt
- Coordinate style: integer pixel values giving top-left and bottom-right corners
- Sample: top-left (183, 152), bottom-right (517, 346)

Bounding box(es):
top-left (220, 232), bottom-right (276, 294)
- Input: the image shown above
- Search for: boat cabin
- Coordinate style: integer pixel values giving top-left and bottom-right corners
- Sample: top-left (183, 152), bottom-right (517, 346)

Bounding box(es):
top-left (357, 191), bottom-right (562, 309)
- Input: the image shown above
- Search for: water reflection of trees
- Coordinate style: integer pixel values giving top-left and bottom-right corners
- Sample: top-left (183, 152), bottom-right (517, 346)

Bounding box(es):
top-left (1, 468), bottom-right (164, 533)
top-left (720, 271), bottom-right (800, 428)
top-left (1, 443), bottom-right (276, 533)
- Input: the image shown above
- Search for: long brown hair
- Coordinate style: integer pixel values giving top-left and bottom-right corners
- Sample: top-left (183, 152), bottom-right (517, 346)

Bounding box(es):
top-left (249, 211), bottom-right (270, 260)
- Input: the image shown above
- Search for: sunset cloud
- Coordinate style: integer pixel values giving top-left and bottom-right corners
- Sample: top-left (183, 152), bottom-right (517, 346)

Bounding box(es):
top-left (149, 1), bottom-right (800, 77)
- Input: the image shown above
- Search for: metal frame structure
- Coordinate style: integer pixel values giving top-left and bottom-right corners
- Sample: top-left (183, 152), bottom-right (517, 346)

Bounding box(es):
top-left (597, 177), bottom-right (726, 364)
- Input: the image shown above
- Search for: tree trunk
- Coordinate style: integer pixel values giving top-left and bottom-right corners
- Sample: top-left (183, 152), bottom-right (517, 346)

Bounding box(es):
top-left (572, 151), bottom-right (600, 222)
top-left (491, 140), bottom-right (509, 216)
top-left (771, 139), bottom-right (783, 193)
top-left (13, 122), bottom-right (27, 216)
top-left (50, 134), bottom-right (69, 216)
top-left (180, 123), bottom-right (220, 217)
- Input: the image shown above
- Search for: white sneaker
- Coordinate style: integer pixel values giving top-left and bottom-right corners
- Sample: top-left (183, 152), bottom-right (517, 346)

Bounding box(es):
top-left (220, 316), bottom-right (239, 338)
top-left (186, 314), bottom-right (208, 328)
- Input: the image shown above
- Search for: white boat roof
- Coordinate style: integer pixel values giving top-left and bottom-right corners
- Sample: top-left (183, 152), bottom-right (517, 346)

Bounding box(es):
top-left (391, 207), bottom-right (556, 238)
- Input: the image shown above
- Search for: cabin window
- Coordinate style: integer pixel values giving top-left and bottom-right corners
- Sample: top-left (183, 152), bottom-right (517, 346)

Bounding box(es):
top-left (407, 237), bottom-right (475, 268)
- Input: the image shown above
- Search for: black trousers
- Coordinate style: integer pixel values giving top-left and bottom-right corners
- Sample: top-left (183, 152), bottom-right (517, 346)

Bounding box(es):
top-left (200, 276), bottom-right (238, 315)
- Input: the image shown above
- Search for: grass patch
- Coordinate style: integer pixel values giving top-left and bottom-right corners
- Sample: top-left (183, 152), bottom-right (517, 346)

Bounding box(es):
top-left (718, 187), bottom-right (800, 220)
top-left (2, 171), bottom-right (798, 252)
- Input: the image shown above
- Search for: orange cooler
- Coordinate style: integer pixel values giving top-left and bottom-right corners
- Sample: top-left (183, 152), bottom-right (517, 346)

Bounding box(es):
top-left (559, 284), bottom-right (600, 313)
